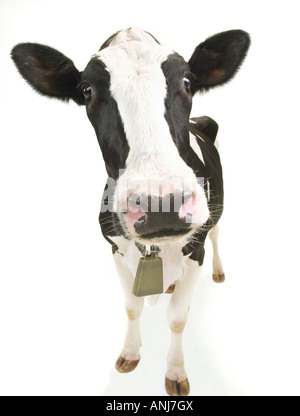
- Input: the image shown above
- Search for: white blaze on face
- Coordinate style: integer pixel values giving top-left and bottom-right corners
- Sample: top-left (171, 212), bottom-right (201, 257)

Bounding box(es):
top-left (96, 29), bottom-right (209, 227)
top-left (97, 29), bottom-right (176, 161)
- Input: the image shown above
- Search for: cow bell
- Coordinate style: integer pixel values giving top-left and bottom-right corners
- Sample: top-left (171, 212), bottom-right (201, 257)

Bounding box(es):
top-left (132, 248), bottom-right (163, 297)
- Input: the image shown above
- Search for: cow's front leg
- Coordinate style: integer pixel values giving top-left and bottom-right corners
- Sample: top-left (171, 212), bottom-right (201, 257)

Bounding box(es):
top-left (113, 252), bottom-right (144, 373)
top-left (166, 259), bottom-right (202, 396)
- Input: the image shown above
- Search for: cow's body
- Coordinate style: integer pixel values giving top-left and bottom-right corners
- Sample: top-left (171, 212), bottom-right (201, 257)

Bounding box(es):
top-left (11, 28), bottom-right (250, 396)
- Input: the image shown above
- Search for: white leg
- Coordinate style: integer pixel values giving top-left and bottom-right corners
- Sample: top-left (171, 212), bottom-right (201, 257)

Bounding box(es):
top-left (209, 224), bottom-right (225, 283)
top-left (113, 252), bottom-right (144, 373)
top-left (165, 258), bottom-right (202, 396)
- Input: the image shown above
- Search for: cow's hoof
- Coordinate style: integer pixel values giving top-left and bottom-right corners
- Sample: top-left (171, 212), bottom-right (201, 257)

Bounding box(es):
top-left (165, 378), bottom-right (190, 396)
top-left (165, 284), bottom-right (176, 294)
top-left (213, 273), bottom-right (225, 283)
top-left (115, 355), bottom-right (140, 373)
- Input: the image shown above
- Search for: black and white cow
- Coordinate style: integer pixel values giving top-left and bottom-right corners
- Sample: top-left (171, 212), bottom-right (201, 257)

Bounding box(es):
top-left (11, 28), bottom-right (250, 396)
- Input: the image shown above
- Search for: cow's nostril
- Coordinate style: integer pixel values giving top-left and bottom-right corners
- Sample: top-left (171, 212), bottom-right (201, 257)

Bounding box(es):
top-left (182, 190), bottom-right (193, 202)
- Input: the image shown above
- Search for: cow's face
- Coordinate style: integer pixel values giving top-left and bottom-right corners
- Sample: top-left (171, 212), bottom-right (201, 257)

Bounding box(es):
top-left (81, 30), bottom-right (204, 243)
top-left (11, 28), bottom-right (250, 244)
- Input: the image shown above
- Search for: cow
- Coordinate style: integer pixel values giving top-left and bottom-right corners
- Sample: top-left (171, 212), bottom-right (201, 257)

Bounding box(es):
top-left (11, 28), bottom-right (250, 396)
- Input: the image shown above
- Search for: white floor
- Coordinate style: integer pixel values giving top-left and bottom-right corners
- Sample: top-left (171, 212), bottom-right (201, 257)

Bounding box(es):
top-left (100, 229), bottom-right (300, 396)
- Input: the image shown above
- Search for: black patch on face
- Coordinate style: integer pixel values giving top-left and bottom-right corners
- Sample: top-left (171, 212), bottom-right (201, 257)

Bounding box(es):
top-left (81, 59), bottom-right (129, 180)
top-left (162, 54), bottom-right (193, 163)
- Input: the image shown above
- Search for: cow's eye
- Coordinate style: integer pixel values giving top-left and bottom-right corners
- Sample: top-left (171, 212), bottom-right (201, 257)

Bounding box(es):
top-left (81, 84), bottom-right (92, 100)
top-left (183, 76), bottom-right (191, 93)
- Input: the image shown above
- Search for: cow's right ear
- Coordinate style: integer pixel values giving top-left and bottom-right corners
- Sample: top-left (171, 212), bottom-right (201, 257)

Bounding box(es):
top-left (11, 43), bottom-right (85, 105)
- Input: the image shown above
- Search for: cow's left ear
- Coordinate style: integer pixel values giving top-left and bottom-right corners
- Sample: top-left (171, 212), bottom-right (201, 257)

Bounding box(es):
top-left (188, 30), bottom-right (250, 95)
top-left (11, 43), bottom-right (84, 105)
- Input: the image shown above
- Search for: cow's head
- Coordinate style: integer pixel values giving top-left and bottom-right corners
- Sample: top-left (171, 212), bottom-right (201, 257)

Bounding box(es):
top-left (11, 28), bottom-right (250, 244)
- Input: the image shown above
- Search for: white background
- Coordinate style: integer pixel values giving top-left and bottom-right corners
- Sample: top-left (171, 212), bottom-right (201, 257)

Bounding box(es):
top-left (1, 0), bottom-right (300, 396)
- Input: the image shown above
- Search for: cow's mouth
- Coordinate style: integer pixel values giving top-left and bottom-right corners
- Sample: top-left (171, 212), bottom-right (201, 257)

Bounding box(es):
top-left (129, 210), bottom-right (193, 243)
top-left (138, 228), bottom-right (190, 241)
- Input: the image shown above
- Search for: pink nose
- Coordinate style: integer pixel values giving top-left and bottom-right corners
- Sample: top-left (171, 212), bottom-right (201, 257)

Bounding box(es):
top-left (122, 190), bottom-right (196, 237)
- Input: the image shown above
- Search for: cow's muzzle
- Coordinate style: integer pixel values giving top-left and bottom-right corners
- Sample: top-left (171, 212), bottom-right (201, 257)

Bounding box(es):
top-left (121, 190), bottom-right (200, 241)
